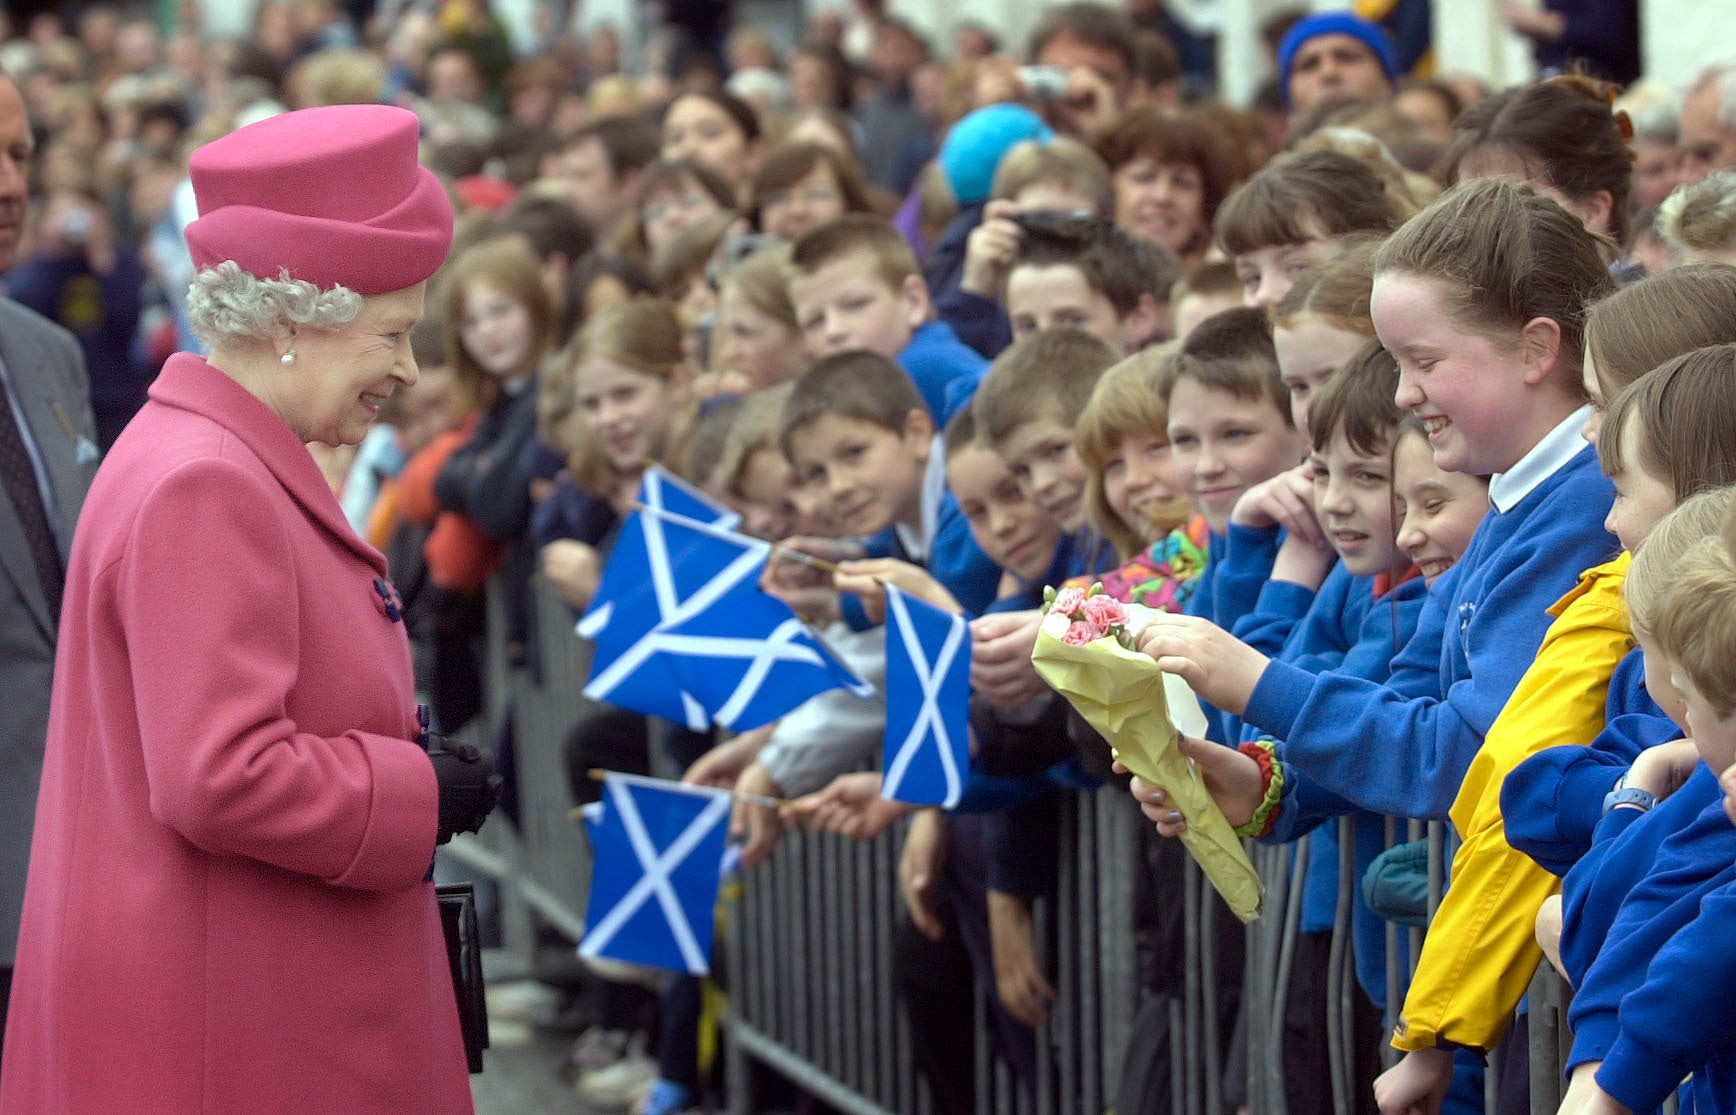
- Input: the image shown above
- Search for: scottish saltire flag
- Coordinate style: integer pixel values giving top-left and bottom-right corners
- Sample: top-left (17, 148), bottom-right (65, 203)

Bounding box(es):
top-left (576, 467), bottom-right (751, 729)
top-left (580, 773), bottom-right (733, 975)
top-left (581, 499), bottom-right (873, 731)
top-left (880, 585), bottom-right (972, 808)
top-left (577, 465), bottom-right (739, 644)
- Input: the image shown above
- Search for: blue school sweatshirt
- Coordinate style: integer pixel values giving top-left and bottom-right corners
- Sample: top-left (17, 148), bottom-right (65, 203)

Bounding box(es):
top-left (1599, 870), bottom-right (1736, 1115)
top-left (1256, 574), bottom-right (1428, 1009)
top-left (1561, 766), bottom-right (1736, 1111)
top-left (899, 319), bottom-right (989, 426)
top-left (1500, 647), bottom-right (1680, 876)
top-left (1188, 529), bottom-right (1278, 743)
top-left (1241, 433), bottom-right (1617, 822)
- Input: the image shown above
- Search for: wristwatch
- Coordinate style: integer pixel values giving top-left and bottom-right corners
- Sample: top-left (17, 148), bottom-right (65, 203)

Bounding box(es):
top-left (1602, 771), bottom-right (1658, 817)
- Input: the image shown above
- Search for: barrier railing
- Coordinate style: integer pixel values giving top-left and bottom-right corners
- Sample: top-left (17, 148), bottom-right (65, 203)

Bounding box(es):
top-left (447, 576), bottom-right (1583, 1114)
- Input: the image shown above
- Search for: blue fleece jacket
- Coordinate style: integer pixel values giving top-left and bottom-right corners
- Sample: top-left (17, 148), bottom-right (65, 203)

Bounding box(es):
top-left (899, 319), bottom-right (989, 426)
top-left (934, 285), bottom-right (1013, 360)
top-left (1188, 529), bottom-right (1276, 743)
top-left (1599, 870), bottom-right (1736, 1115)
top-left (1258, 574), bottom-right (1428, 1008)
top-left (1500, 647), bottom-right (1679, 876)
top-left (1242, 445), bottom-right (1616, 822)
top-left (1560, 765), bottom-right (1736, 1111)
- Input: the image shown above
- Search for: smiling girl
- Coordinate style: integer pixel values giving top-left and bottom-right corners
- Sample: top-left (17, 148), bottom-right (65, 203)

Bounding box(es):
top-left (568, 298), bottom-right (692, 509)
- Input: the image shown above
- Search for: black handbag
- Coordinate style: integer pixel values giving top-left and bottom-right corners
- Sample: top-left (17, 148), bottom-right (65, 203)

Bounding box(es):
top-left (436, 882), bottom-right (490, 1073)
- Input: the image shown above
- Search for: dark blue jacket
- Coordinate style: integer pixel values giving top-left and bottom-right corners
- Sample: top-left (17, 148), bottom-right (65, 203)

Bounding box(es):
top-left (1561, 765), bottom-right (1736, 1111)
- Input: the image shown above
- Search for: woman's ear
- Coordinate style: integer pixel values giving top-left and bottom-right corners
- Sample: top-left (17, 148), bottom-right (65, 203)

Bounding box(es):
top-left (273, 322), bottom-right (299, 363)
top-left (1518, 316), bottom-right (1564, 388)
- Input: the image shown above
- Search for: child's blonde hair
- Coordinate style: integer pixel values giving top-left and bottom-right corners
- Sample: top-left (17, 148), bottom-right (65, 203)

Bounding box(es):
top-left (1075, 344), bottom-right (1187, 558)
top-left (1658, 169), bottom-right (1736, 260)
top-left (718, 382), bottom-right (795, 500)
top-left (989, 136), bottom-right (1115, 216)
top-left (789, 213), bottom-right (920, 291)
top-left (1650, 529), bottom-right (1736, 716)
top-left (1625, 485), bottom-right (1736, 638)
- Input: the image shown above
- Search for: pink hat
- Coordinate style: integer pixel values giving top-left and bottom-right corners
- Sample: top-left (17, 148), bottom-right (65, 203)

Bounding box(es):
top-left (186, 104), bottom-right (454, 296)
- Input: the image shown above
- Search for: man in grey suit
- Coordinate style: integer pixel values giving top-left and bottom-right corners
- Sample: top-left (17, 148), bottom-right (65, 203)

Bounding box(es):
top-left (0, 71), bottom-right (99, 1050)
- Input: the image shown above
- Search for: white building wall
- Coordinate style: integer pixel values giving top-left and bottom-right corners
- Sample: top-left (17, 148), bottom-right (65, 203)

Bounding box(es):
top-left (186, 0), bottom-right (1725, 105)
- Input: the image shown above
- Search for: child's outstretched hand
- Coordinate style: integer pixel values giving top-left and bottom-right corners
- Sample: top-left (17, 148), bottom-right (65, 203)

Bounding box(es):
top-left (970, 609), bottom-right (1047, 707)
top-left (833, 558), bottom-right (962, 625)
top-left (784, 772), bottom-right (911, 841)
top-left (1123, 735), bottom-right (1261, 836)
top-left (1135, 613), bottom-right (1271, 715)
top-left (763, 535), bottom-right (858, 626)
top-left (987, 889), bottom-right (1055, 1027)
top-left (1554, 1063), bottom-right (1628, 1115)
top-left (1230, 462), bottom-right (1325, 550)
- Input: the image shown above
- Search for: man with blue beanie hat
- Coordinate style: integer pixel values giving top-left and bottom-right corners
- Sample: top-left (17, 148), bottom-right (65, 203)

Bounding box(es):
top-left (1277, 12), bottom-right (1399, 114)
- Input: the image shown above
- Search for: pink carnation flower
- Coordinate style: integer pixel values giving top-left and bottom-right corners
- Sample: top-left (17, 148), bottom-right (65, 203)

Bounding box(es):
top-left (1063, 621), bottom-right (1100, 646)
top-left (1052, 586), bottom-right (1088, 617)
top-left (1082, 594), bottom-right (1128, 631)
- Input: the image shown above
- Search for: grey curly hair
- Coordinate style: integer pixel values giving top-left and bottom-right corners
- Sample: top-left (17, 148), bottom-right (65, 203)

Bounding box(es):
top-left (185, 262), bottom-right (365, 349)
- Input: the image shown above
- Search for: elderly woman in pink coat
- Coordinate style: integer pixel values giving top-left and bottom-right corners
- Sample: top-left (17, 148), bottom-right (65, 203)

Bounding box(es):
top-left (0, 105), bottom-right (501, 1114)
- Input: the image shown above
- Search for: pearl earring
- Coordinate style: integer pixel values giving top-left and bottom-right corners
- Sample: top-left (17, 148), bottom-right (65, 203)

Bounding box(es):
top-left (280, 352), bottom-right (295, 366)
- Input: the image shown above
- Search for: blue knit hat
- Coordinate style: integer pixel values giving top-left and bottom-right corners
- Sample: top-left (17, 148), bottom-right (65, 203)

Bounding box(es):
top-left (937, 103), bottom-right (1056, 207)
top-left (1276, 12), bottom-right (1399, 108)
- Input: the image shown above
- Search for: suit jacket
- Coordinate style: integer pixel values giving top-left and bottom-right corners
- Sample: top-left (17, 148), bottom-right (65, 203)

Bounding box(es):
top-left (0, 297), bottom-right (96, 964)
top-left (1, 353), bottom-right (471, 1114)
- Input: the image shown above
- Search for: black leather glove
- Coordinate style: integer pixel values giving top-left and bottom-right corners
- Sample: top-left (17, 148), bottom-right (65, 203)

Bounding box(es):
top-left (429, 737), bottom-right (504, 844)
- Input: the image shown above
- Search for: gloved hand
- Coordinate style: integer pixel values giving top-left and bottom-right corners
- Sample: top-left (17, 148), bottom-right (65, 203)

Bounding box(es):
top-left (429, 737), bottom-right (503, 844)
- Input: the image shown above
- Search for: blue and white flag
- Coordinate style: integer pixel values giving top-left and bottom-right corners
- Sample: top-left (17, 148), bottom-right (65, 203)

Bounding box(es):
top-left (580, 497), bottom-right (873, 731)
top-left (880, 585), bottom-right (972, 808)
top-left (576, 465), bottom-right (740, 648)
top-left (580, 772), bottom-right (733, 975)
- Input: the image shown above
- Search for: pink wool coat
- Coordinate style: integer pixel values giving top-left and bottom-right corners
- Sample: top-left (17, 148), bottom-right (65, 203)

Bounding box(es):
top-left (0, 354), bottom-right (474, 1114)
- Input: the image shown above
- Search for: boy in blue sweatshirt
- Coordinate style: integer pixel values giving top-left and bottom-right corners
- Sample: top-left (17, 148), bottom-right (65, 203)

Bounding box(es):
top-left (787, 213), bottom-right (1001, 614)
top-left (1160, 306), bottom-right (1311, 743)
top-left (1129, 180), bottom-right (1619, 832)
top-left (1550, 501), bottom-right (1736, 1115)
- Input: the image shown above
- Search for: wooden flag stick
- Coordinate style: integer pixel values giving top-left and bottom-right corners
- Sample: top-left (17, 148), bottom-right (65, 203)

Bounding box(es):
top-left (573, 768), bottom-right (792, 816)
top-left (629, 499), bottom-right (841, 574)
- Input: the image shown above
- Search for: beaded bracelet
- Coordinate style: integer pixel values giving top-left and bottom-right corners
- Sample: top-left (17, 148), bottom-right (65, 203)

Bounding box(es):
top-left (1233, 739), bottom-right (1283, 838)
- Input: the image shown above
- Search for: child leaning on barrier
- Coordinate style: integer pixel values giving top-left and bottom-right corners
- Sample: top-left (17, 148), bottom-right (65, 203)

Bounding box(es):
top-left (1502, 337), bottom-right (1736, 874)
top-left (1547, 480), bottom-right (1736, 1115)
top-left (965, 327), bottom-right (1122, 713)
top-left (1130, 179), bottom-right (1617, 829)
top-left (1378, 262), bottom-right (1736, 1110)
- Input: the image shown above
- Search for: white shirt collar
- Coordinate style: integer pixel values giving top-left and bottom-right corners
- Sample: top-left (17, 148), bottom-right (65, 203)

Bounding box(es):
top-left (1488, 405), bottom-right (1593, 513)
top-left (894, 435), bottom-right (947, 561)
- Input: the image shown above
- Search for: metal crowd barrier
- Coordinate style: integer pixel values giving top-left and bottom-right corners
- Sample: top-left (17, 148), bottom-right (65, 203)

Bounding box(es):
top-left (442, 575), bottom-right (1591, 1115)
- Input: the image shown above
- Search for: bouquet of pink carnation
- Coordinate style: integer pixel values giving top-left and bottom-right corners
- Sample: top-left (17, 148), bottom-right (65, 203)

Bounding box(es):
top-left (1043, 583), bottom-right (1134, 648)
top-left (1030, 582), bottom-right (1263, 921)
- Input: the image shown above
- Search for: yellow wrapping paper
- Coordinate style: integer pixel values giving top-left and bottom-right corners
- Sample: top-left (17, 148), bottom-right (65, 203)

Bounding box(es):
top-left (1031, 603), bottom-right (1263, 922)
